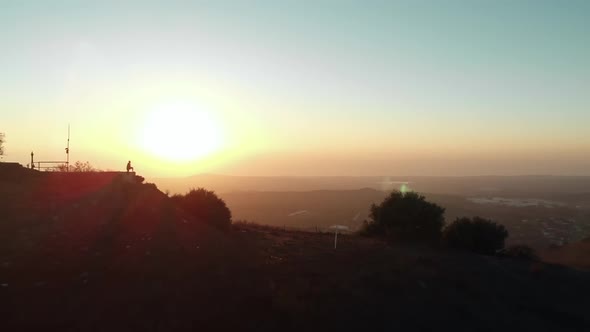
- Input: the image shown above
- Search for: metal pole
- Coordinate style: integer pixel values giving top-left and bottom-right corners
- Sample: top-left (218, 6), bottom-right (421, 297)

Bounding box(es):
top-left (66, 124), bottom-right (70, 172)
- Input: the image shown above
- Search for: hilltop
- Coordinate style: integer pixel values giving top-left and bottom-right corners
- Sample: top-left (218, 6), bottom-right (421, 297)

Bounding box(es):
top-left (1, 164), bottom-right (589, 331)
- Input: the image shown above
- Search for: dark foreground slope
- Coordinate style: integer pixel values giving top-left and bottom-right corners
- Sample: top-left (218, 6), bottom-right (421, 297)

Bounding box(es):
top-left (1, 167), bottom-right (589, 331)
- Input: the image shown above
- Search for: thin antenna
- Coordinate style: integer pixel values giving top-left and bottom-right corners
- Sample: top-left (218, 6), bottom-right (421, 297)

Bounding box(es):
top-left (66, 124), bottom-right (70, 172)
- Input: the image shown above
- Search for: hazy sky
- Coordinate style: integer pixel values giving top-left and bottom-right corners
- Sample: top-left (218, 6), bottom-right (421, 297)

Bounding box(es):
top-left (1, 0), bottom-right (589, 177)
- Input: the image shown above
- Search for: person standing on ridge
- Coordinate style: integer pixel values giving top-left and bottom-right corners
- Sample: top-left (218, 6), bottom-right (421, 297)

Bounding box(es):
top-left (126, 160), bottom-right (134, 173)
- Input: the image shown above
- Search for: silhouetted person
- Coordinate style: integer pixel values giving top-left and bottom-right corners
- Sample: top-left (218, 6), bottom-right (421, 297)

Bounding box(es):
top-left (126, 160), bottom-right (134, 173)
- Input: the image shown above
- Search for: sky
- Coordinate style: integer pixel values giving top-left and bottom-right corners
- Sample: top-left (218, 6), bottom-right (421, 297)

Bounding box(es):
top-left (1, 0), bottom-right (589, 177)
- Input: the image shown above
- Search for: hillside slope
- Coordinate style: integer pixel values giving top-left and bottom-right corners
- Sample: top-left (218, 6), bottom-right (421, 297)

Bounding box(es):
top-left (1, 166), bottom-right (589, 331)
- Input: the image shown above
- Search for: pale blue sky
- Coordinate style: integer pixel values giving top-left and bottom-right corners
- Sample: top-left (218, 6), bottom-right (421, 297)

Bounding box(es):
top-left (1, 1), bottom-right (589, 176)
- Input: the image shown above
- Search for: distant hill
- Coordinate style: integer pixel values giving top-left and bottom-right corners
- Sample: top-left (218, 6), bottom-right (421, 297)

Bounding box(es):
top-left (222, 188), bottom-right (387, 230)
top-left (219, 189), bottom-right (590, 249)
top-left (152, 173), bottom-right (590, 196)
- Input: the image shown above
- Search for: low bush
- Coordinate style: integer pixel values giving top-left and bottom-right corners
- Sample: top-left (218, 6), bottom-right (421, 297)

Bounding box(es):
top-left (443, 216), bottom-right (508, 254)
top-left (171, 188), bottom-right (232, 230)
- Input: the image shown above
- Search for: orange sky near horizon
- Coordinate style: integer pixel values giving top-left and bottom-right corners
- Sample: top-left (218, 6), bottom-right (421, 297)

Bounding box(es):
top-left (1, 1), bottom-right (589, 177)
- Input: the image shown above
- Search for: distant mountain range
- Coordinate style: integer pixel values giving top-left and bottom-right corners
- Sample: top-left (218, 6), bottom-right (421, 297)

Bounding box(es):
top-left (151, 173), bottom-right (590, 196)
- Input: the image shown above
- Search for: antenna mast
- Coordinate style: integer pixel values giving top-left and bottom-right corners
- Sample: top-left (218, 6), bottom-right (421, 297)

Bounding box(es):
top-left (66, 124), bottom-right (70, 172)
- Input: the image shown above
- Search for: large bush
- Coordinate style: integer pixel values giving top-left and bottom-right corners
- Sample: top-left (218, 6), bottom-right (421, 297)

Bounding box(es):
top-left (361, 191), bottom-right (445, 243)
top-left (443, 217), bottom-right (508, 254)
top-left (171, 188), bottom-right (232, 230)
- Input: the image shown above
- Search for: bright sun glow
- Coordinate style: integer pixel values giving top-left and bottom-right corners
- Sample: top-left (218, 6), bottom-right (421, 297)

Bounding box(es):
top-left (139, 102), bottom-right (224, 162)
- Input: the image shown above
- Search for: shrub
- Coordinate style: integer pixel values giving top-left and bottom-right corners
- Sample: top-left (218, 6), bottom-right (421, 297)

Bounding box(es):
top-left (499, 245), bottom-right (538, 260)
top-left (171, 188), bottom-right (232, 230)
top-left (361, 191), bottom-right (445, 243)
top-left (443, 216), bottom-right (508, 254)
top-left (0, 132), bottom-right (5, 156)
top-left (51, 161), bottom-right (97, 172)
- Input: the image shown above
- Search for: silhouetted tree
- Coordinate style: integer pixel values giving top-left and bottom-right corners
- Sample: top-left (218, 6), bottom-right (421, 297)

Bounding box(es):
top-left (443, 216), bottom-right (508, 255)
top-left (361, 191), bottom-right (445, 243)
top-left (0, 132), bottom-right (5, 156)
top-left (171, 188), bottom-right (232, 230)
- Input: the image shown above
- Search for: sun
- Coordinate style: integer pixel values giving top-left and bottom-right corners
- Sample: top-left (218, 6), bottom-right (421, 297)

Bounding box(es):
top-left (138, 102), bottom-right (224, 162)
